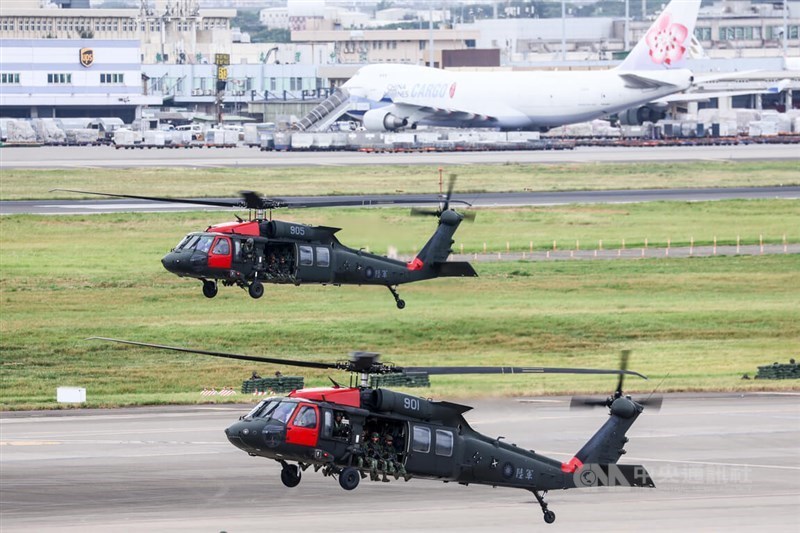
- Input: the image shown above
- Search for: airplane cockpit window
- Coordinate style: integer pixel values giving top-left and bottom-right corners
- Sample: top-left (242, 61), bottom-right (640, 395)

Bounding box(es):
top-left (196, 236), bottom-right (214, 254)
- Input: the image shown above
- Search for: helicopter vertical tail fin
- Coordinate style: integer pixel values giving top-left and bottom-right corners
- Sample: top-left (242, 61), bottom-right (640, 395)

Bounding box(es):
top-left (561, 397), bottom-right (655, 488)
top-left (408, 210), bottom-right (472, 273)
top-left (562, 397), bottom-right (642, 470)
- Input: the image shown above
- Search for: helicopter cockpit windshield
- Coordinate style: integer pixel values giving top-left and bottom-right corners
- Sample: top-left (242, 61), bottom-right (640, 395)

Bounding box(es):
top-left (245, 398), bottom-right (298, 424)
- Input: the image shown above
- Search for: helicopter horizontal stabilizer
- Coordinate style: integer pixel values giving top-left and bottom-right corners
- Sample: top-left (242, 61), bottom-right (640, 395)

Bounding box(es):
top-left (572, 464), bottom-right (655, 489)
top-left (433, 261), bottom-right (478, 278)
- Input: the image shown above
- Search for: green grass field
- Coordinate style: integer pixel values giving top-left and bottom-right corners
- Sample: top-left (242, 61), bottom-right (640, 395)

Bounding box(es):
top-left (1, 160), bottom-right (798, 200)
top-left (2, 200), bottom-right (798, 409)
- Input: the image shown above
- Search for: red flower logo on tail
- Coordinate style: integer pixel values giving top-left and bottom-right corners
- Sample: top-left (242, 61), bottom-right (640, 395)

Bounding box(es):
top-left (645, 13), bottom-right (688, 66)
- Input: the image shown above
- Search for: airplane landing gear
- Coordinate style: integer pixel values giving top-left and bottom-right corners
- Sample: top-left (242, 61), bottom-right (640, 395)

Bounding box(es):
top-left (387, 285), bottom-right (405, 309)
top-left (202, 280), bottom-right (218, 298)
top-left (280, 462), bottom-right (301, 488)
top-left (532, 490), bottom-right (556, 524)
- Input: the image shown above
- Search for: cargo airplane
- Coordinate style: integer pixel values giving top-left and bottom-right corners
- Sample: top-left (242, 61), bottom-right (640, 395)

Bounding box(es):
top-left (344, 0), bottom-right (701, 132)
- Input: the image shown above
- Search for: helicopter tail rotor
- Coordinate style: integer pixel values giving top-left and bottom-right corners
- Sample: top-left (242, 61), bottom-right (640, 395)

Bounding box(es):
top-left (569, 350), bottom-right (663, 412)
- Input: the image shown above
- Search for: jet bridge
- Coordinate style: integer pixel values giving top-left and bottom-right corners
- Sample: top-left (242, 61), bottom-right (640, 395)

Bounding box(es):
top-left (294, 89), bottom-right (368, 132)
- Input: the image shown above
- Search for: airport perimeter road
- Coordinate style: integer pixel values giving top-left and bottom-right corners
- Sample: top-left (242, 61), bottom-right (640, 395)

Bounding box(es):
top-left (2, 394), bottom-right (798, 532)
top-left (2, 186), bottom-right (798, 215)
top-left (0, 142), bottom-right (798, 169)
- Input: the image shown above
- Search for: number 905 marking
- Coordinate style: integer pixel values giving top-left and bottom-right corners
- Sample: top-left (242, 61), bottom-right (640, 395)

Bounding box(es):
top-left (289, 225), bottom-right (306, 236)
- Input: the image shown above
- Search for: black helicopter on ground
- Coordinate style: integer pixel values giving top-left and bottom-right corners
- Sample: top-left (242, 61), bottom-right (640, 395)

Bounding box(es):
top-left (54, 178), bottom-right (476, 309)
top-left (93, 338), bottom-right (660, 525)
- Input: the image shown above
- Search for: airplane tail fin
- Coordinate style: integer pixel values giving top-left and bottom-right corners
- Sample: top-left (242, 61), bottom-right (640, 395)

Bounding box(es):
top-left (617, 0), bottom-right (701, 71)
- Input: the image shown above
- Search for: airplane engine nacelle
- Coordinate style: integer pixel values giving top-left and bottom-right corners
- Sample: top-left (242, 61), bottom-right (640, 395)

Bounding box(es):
top-left (618, 104), bottom-right (667, 126)
top-left (362, 108), bottom-right (408, 131)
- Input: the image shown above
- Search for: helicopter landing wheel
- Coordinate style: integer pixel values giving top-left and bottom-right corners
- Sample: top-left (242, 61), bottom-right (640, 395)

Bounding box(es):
top-left (338, 467), bottom-right (360, 491)
top-left (202, 280), bottom-right (218, 299)
top-left (387, 285), bottom-right (405, 310)
top-left (280, 464), bottom-right (301, 488)
top-left (532, 490), bottom-right (555, 525)
top-left (248, 281), bottom-right (264, 299)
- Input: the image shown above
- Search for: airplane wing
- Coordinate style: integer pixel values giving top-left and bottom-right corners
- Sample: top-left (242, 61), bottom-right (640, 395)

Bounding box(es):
top-left (653, 79), bottom-right (791, 104)
top-left (390, 99), bottom-right (527, 126)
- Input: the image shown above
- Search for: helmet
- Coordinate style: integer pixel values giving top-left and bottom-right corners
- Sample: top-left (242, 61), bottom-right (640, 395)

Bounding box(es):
top-left (371, 432), bottom-right (380, 439)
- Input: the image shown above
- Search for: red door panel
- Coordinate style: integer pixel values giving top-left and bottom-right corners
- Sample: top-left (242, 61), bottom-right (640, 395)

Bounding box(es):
top-left (208, 236), bottom-right (232, 269)
top-left (285, 404), bottom-right (319, 448)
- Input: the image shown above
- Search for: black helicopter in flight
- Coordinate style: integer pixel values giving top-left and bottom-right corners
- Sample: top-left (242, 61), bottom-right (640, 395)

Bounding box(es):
top-left (93, 338), bottom-right (660, 525)
top-left (55, 178), bottom-right (475, 309)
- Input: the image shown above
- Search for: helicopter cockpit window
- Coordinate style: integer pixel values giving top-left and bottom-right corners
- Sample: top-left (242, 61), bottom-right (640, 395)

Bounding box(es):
top-left (293, 405), bottom-right (317, 428)
top-left (196, 236), bottom-right (214, 254)
top-left (247, 398), bottom-right (279, 419)
top-left (299, 245), bottom-right (313, 266)
top-left (212, 238), bottom-right (230, 255)
top-left (176, 235), bottom-right (200, 251)
top-left (315, 247), bottom-right (330, 267)
top-left (271, 402), bottom-right (298, 424)
top-left (435, 429), bottom-right (454, 457)
top-left (411, 425), bottom-right (431, 453)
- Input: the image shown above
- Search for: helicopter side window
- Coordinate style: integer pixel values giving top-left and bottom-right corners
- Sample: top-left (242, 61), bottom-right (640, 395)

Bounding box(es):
top-left (293, 405), bottom-right (317, 429)
top-left (271, 402), bottom-right (297, 424)
top-left (196, 236), bottom-right (214, 254)
top-left (299, 245), bottom-right (313, 266)
top-left (315, 247), bottom-right (330, 267)
top-left (212, 237), bottom-right (230, 255)
top-left (435, 429), bottom-right (454, 457)
top-left (411, 425), bottom-right (431, 453)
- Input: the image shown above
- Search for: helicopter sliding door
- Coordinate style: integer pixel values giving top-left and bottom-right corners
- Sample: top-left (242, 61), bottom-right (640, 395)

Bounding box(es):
top-left (404, 423), bottom-right (456, 478)
top-left (295, 245), bottom-right (333, 283)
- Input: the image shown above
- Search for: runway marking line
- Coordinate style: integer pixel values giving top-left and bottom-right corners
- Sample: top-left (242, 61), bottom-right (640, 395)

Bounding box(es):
top-left (0, 440), bottom-right (61, 446)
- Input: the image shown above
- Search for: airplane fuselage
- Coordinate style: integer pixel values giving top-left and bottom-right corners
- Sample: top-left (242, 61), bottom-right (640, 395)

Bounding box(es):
top-left (345, 64), bottom-right (693, 131)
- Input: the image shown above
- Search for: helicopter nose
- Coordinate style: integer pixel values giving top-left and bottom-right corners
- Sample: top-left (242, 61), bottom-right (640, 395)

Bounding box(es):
top-left (161, 252), bottom-right (179, 273)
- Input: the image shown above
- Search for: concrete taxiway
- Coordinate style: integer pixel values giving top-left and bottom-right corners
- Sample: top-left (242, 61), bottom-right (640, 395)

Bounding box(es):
top-left (1, 394), bottom-right (798, 532)
top-left (0, 143), bottom-right (798, 169)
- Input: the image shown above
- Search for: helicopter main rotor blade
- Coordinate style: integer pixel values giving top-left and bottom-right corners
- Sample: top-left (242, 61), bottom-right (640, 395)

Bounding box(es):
top-left (400, 366), bottom-right (647, 379)
top-left (52, 189), bottom-right (471, 210)
top-left (51, 189), bottom-right (246, 208)
top-left (89, 337), bottom-right (338, 370)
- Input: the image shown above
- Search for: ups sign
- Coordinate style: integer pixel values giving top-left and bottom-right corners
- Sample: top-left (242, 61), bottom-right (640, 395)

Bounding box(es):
top-left (80, 48), bottom-right (94, 68)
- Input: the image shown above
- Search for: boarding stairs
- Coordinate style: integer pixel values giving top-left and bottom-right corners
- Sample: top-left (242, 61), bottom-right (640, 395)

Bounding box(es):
top-left (293, 89), bottom-right (366, 132)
